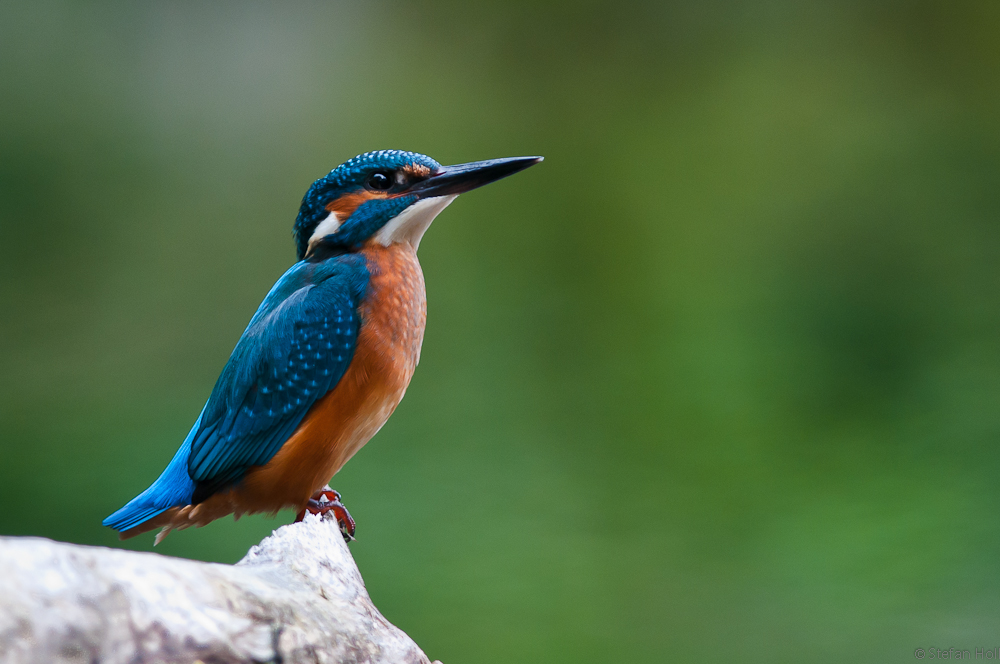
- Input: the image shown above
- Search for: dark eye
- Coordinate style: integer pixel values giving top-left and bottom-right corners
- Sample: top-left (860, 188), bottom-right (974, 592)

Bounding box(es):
top-left (366, 171), bottom-right (392, 191)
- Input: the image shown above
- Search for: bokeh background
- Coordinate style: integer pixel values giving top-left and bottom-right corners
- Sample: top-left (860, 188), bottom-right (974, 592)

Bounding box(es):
top-left (2, 1), bottom-right (999, 662)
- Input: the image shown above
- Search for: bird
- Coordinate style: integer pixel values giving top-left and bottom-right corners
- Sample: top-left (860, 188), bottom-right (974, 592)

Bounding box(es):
top-left (103, 149), bottom-right (542, 544)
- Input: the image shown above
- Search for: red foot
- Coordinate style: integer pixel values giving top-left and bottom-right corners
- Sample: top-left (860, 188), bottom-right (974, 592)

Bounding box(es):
top-left (295, 486), bottom-right (355, 542)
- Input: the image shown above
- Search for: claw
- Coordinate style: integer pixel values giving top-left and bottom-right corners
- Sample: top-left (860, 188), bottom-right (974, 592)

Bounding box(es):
top-left (295, 486), bottom-right (355, 542)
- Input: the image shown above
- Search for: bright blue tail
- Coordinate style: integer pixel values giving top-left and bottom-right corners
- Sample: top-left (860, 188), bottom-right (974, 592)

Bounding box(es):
top-left (103, 503), bottom-right (170, 532)
top-left (103, 415), bottom-right (202, 533)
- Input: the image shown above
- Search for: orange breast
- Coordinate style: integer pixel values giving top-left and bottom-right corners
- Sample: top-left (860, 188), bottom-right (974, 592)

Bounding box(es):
top-left (118, 243), bottom-right (429, 538)
top-left (232, 242), bottom-right (428, 513)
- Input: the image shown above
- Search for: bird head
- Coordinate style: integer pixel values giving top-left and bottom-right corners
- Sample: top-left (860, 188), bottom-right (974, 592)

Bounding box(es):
top-left (293, 149), bottom-right (542, 259)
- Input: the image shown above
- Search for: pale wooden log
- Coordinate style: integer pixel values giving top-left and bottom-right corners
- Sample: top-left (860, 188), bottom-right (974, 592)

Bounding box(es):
top-left (0, 512), bottom-right (438, 664)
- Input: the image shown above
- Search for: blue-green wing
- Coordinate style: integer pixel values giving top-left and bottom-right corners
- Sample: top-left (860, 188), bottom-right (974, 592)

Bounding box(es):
top-left (186, 254), bottom-right (369, 500)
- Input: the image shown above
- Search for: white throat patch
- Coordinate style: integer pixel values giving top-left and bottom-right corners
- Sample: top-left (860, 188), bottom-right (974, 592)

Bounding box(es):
top-left (307, 211), bottom-right (342, 254)
top-left (373, 195), bottom-right (457, 250)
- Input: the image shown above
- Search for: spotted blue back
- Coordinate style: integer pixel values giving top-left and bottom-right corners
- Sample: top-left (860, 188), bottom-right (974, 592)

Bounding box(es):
top-left (103, 253), bottom-right (370, 532)
top-left (186, 253), bottom-right (369, 500)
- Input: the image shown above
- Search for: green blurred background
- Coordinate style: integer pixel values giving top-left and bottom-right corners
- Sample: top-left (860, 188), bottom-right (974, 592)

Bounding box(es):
top-left (2, 1), bottom-right (999, 662)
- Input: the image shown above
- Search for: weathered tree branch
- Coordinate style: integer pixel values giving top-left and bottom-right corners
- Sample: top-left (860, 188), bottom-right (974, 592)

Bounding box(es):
top-left (0, 513), bottom-right (437, 664)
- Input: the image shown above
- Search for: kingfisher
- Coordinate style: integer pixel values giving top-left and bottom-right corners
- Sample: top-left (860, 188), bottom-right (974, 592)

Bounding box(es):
top-left (104, 149), bottom-right (542, 544)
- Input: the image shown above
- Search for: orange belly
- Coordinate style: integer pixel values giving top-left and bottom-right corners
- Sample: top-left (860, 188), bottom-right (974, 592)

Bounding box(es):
top-left (126, 242), bottom-right (427, 539)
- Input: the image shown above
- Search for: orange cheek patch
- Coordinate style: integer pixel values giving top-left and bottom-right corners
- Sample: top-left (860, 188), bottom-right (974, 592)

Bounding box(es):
top-left (325, 191), bottom-right (387, 218)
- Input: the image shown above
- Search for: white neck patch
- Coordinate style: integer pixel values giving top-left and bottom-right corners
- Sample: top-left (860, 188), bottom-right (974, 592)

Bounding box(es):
top-left (373, 195), bottom-right (457, 250)
top-left (307, 211), bottom-right (342, 254)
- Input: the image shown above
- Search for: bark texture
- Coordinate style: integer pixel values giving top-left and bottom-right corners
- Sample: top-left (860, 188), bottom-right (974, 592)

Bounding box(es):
top-left (0, 513), bottom-right (436, 664)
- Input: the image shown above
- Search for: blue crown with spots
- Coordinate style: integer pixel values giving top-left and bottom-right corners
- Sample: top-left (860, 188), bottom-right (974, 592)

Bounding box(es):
top-left (293, 150), bottom-right (441, 259)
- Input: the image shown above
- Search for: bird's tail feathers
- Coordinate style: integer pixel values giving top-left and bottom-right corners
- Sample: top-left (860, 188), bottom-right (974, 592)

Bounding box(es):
top-left (102, 501), bottom-right (169, 533)
top-left (102, 425), bottom-right (200, 536)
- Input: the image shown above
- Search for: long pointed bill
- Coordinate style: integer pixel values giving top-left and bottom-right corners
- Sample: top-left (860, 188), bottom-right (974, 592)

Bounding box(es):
top-left (410, 156), bottom-right (543, 198)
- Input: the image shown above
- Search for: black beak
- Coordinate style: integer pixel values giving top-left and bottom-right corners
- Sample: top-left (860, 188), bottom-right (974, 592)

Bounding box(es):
top-left (410, 156), bottom-right (543, 198)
